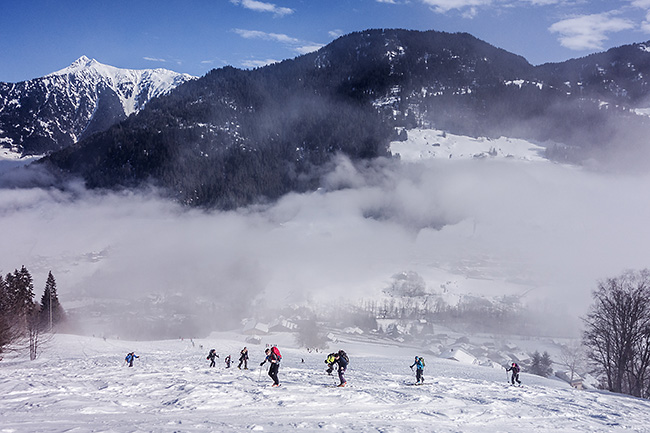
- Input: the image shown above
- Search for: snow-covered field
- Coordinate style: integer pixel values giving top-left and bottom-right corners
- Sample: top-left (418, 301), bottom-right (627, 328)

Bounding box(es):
top-left (2, 333), bottom-right (650, 433)
top-left (390, 128), bottom-right (547, 162)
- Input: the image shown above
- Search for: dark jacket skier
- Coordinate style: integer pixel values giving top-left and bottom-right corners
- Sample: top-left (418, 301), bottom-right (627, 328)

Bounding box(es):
top-left (410, 356), bottom-right (425, 384)
top-left (125, 352), bottom-right (139, 367)
top-left (506, 362), bottom-right (522, 385)
top-left (334, 350), bottom-right (348, 387)
top-left (225, 354), bottom-right (232, 368)
top-left (207, 349), bottom-right (219, 367)
top-left (260, 348), bottom-right (281, 387)
top-left (238, 347), bottom-right (249, 370)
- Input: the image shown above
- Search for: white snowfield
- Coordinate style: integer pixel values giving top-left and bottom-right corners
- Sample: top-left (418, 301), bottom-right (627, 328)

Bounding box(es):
top-left (2, 333), bottom-right (649, 433)
top-left (390, 128), bottom-right (548, 162)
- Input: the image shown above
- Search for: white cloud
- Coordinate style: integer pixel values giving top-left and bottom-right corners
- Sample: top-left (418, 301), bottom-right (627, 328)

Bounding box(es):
top-left (241, 59), bottom-right (280, 68)
top-left (230, 0), bottom-right (294, 17)
top-left (521, 0), bottom-right (561, 4)
top-left (631, 0), bottom-right (650, 8)
top-left (233, 29), bottom-right (323, 59)
top-left (643, 11), bottom-right (650, 33)
top-left (329, 29), bottom-right (345, 39)
top-left (549, 12), bottom-right (635, 50)
top-left (143, 57), bottom-right (167, 63)
top-left (233, 28), bottom-right (300, 44)
top-left (419, 0), bottom-right (492, 14)
top-left (294, 44), bottom-right (324, 55)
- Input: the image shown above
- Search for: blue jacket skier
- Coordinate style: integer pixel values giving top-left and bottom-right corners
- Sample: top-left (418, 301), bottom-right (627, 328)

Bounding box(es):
top-left (410, 356), bottom-right (425, 384)
top-left (125, 352), bottom-right (139, 367)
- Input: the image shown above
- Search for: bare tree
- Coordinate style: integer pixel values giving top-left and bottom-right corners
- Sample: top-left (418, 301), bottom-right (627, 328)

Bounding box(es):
top-left (583, 269), bottom-right (650, 398)
top-left (27, 308), bottom-right (41, 361)
top-left (558, 341), bottom-right (585, 382)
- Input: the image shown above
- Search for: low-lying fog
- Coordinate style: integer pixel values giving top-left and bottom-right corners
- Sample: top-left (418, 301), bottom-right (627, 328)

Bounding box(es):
top-left (1, 153), bottom-right (649, 337)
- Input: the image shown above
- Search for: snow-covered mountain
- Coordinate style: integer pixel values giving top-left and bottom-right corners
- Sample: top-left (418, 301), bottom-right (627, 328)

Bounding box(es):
top-left (0, 56), bottom-right (195, 156)
top-left (35, 29), bottom-right (650, 210)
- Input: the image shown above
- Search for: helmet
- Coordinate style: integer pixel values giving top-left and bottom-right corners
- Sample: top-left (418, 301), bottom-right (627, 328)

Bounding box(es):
top-left (512, 362), bottom-right (516, 366)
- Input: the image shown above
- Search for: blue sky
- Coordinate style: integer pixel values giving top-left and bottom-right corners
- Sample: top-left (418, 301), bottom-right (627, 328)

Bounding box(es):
top-left (2, 0), bottom-right (650, 82)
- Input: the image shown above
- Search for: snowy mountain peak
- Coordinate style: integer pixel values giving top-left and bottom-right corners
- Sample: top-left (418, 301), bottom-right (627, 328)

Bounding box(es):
top-left (0, 57), bottom-right (196, 155)
top-left (48, 56), bottom-right (107, 77)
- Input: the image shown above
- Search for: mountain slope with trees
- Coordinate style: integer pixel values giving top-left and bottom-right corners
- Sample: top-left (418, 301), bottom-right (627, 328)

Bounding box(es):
top-left (34, 29), bottom-right (650, 208)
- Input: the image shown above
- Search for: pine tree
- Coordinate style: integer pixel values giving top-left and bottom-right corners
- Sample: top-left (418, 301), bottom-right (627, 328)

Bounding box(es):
top-left (540, 351), bottom-right (554, 377)
top-left (0, 274), bottom-right (12, 354)
top-left (1, 267), bottom-right (39, 358)
top-left (6, 266), bottom-right (37, 324)
top-left (530, 350), bottom-right (554, 377)
top-left (39, 271), bottom-right (65, 329)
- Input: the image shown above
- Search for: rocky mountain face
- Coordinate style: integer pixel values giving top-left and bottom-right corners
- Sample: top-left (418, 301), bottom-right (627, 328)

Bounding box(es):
top-left (0, 56), bottom-right (195, 155)
top-left (23, 29), bottom-right (650, 208)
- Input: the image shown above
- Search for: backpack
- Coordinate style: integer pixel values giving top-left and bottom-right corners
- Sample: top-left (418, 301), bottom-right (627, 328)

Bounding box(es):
top-left (271, 346), bottom-right (282, 360)
top-left (419, 357), bottom-right (425, 368)
top-left (338, 350), bottom-right (349, 363)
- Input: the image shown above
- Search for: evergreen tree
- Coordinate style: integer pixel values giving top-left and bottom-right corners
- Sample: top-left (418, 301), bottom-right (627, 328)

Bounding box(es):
top-left (530, 350), bottom-right (554, 377)
top-left (6, 266), bottom-right (37, 324)
top-left (0, 274), bottom-right (12, 354)
top-left (39, 271), bottom-right (65, 330)
top-left (1, 267), bottom-right (38, 356)
top-left (541, 351), bottom-right (554, 377)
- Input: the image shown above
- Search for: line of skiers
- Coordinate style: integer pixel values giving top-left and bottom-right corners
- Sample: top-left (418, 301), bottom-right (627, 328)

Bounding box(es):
top-left (126, 347), bottom-right (522, 388)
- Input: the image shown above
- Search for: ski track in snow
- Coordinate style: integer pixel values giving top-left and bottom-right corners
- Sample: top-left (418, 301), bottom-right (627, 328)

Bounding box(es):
top-left (1, 334), bottom-right (650, 432)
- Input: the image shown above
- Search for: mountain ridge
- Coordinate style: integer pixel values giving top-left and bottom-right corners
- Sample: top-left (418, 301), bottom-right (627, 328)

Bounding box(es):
top-left (13, 29), bottom-right (650, 207)
top-left (0, 56), bottom-right (195, 155)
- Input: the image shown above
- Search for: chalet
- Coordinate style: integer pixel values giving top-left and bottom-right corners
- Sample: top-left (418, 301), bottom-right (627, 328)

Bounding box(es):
top-left (443, 348), bottom-right (478, 365)
top-left (242, 322), bottom-right (269, 335)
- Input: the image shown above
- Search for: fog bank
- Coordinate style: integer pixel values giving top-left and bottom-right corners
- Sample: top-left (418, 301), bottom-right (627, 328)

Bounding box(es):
top-left (1, 156), bottom-right (649, 337)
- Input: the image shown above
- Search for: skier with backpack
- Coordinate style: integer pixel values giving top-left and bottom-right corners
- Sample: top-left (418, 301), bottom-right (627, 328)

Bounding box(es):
top-left (325, 352), bottom-right (337, 375)
top-left (238, 347), bottom-right (249, 370)
top-left (260, 346), bottom-right (282, 387)
top-left (125, 352), bottom-right (139, 367)
top-left (410, 356), bottom-right (425, 384)
top-left (334, 350), bottom-right (349, 387)
top-left (225, 354), bottom-right (232, 368)
top-left (506, 362), bottom-right (522, 386)
top-left (206, 349), bottom-right (219, 367)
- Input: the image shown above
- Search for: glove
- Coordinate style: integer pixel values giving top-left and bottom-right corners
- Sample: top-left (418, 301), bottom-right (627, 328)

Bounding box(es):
top-left (260, 362), bottom-right (264, 366)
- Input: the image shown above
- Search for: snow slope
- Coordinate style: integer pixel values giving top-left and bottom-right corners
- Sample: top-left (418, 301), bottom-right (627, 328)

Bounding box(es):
top-left (2, 333), bottom-right (649, 432)
top-left (390, 128), bottom-right (547, 162)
